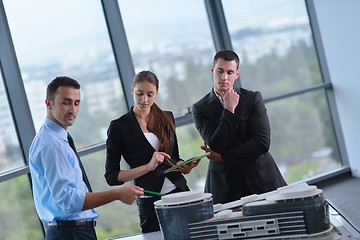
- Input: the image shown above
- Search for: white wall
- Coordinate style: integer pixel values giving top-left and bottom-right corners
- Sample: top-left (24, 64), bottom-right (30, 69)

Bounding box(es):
top-left (313, 0), bottom-right (360, 177)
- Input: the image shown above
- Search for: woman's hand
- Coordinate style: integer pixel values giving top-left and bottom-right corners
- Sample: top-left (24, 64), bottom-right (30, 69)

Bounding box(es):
top-left (146, 152), bottom-right (170, 171)
top-left (176, 159), bottom-right (201, 174)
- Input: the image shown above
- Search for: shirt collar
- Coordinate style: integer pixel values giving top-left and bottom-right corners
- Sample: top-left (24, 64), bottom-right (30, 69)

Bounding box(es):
top-left (44, 118), bottom-right (68, 142)
top-left (213, 89), bottom-right (225, 107)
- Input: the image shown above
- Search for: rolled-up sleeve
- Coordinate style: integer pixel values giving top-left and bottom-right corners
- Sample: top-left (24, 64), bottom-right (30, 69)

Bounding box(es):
top-left (42, 143), bottom-right (86, 213)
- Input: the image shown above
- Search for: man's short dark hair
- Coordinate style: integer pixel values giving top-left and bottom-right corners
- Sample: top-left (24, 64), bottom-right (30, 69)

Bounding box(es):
top-left (46, 76), bottom-right (80, 100)
top-left (213, 49), bottom-right (240, 69)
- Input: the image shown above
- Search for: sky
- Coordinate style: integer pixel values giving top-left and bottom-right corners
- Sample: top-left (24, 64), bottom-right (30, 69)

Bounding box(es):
top-left (2, 0), bottom-right (308, 65)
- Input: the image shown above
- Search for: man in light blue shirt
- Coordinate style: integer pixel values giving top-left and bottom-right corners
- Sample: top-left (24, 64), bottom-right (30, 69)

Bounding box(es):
top-left (29, 76), bottom-right (144, 240)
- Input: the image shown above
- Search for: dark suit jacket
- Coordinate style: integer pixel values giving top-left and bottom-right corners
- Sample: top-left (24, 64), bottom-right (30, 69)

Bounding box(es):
top-left (105, 107), bottom-right (189, 193)
top-left (192, 87), bottom-right (286, 204)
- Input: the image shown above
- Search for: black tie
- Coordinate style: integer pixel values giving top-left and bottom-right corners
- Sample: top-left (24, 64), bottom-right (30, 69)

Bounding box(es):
top-left (67, 133), bottom-right (93, 192)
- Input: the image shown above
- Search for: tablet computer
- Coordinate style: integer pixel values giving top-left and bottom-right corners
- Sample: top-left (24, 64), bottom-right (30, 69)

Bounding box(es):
top-left (164, 152), bottom-right (210, 174)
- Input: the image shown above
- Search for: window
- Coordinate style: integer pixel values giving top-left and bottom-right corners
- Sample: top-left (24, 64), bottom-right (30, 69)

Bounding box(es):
top-left (176, 124), bottom-right (209, 191)
top-left (222, 0), bottom-right (342, 182)
top-left (119, 0), bottom-right (215, 116)
top-left (267, 90), bottom-right (341, 182)
top-left (222, 0), bottom-right (321, 98)
top-left (0, 68), bottom-right (24, 173)
top-left (81, 150), bottom-right (141, 238)
top-left (0, 175), bottom-right (43, 239)
top-left (3, 0), bottom-right (127, 148)
top-left (0, 1), bottom-right (348, 239)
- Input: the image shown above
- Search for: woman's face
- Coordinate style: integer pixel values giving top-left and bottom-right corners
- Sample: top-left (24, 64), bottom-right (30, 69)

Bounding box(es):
top-left (132, 81), bottom-right (158, 113)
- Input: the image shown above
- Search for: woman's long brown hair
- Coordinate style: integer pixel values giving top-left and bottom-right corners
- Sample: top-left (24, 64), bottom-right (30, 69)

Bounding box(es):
top-left (133, 71), bottom-right (175, 152)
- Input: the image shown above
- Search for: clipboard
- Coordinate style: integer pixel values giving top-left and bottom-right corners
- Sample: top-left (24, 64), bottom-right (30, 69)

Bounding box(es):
top-left (164, 152), bottom-right (210, 174)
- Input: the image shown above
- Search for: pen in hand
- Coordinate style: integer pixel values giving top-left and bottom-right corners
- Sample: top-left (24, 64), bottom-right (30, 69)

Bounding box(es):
top-left (164, 157), bottom-right (175, 167)
top-left (143, 190), bottom-right (165, 197)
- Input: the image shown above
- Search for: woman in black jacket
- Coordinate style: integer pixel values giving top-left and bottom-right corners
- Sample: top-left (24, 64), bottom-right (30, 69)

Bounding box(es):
top-left (105, 70), bottom-right (198, 233)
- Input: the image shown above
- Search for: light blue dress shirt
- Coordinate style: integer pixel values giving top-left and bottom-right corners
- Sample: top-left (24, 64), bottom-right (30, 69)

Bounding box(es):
top-left (29, 118), bottom-right (98, 222)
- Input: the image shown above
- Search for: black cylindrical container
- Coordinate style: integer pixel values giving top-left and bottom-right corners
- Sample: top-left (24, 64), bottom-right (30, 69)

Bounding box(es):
top-left (154, 191), bottom-right (214, 240)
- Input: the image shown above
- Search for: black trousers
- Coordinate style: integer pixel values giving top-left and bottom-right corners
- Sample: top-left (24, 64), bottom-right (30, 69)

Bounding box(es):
top-left (136, 196), bottom-right (161, 233)
top-left (45, 225), bottom-right (97, 240)
top-left (137, 187), bottom-right (185, 233)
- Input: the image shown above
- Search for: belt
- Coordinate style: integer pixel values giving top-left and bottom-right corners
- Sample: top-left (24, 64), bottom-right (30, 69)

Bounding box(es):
top-left (45, 220), bottom-right (96, 228)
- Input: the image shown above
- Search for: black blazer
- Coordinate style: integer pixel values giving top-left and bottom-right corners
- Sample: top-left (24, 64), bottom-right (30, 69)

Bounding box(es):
top-left (192, 87), bottom-right (286, 204)
top-left (105, 107), bottom-right (189, 193)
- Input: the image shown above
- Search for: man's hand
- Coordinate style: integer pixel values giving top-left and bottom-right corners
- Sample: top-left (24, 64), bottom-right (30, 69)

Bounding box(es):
top-left (82, 185), bottom-right (144, 210)
top-left (223, 88), bottom-right (239, 113)
top-left (201, 142), bottom-right (223, 162)
top-left (115, 185), bottom-right (144, 205)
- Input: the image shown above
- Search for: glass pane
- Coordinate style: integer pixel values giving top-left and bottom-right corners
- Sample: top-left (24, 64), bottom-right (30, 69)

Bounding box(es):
top-left (81, 150), bottom-right (141, 238)
top-left (267, 90), bottom-right (341, 183)
top-left (0, 175), bottom-right (43, 239)
top-left (0, 69), bottom-right (24, 173)
top-left (119, 0), bottom-right (215, 117)
top-left (222, 0), bottom-right (322, 98)
top-left (176, 124), bottom-right (209, 191)
top-left (3, 0), bottom-right (127, 148)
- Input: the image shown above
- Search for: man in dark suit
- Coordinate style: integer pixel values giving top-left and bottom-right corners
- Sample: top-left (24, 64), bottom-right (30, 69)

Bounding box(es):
top-left (192, 50), bottom-right (286, 204)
